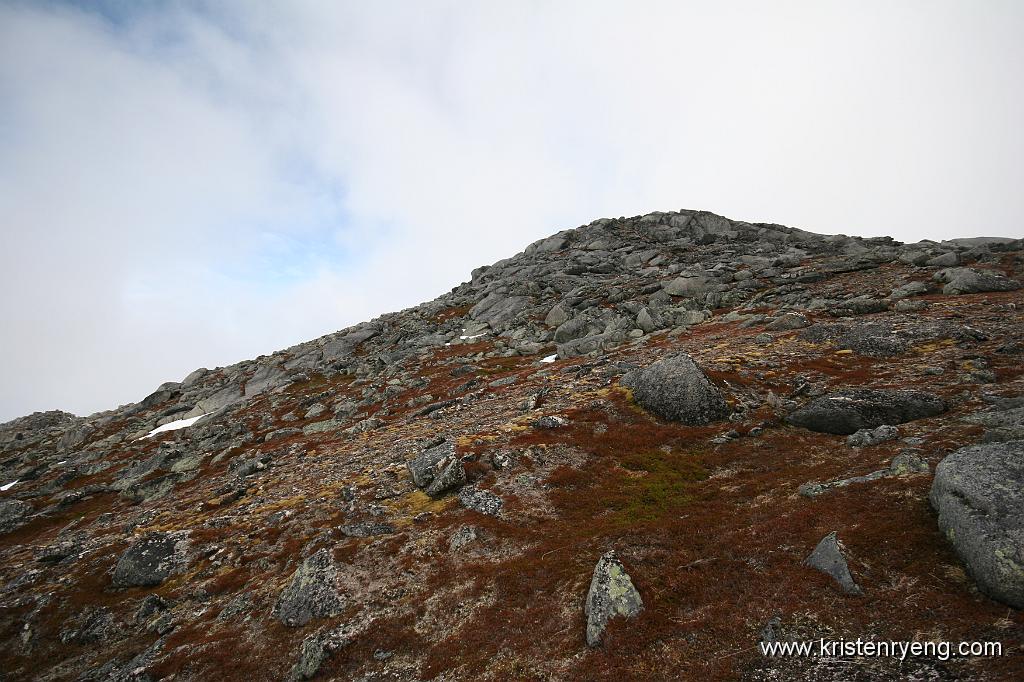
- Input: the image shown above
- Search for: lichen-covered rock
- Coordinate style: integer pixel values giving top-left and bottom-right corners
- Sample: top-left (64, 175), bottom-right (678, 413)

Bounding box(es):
top-left (935, 267), bottom-right (1021, 295)
top-left (930, 440), bottom-right (1024, 609)
top-left (424, 456), bottom-right (466, 498)
top-left (112, 532), bottom-right (190, 588)
top-left (804, 531), bottom-right (862, 596)
top-left (288, 625), bottom-right (355, 681)
top-left (0, 498), bottom-right (32, 534)
top-left (407, 441), bottom-right (455, 489)
top-left (846, 424), bottom-right (899, 447)
top-left (273, 548), bottom-right (344, 627)
top-left (621, 354), bottom-right (728, 425)
top-left (787, 388), bottom-right (945, 435)
top-left (458, 486), bottom-right (502, 516)
top-left (585, 551), bottom-right (643, 647)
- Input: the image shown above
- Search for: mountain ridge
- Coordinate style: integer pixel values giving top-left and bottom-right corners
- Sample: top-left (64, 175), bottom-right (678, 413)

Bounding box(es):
top-left (2, 208), bottom-right (1023, 681)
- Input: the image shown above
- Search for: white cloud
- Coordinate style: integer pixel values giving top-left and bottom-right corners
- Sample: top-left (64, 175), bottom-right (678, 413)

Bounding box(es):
top-left (1, 1), bottom-right (1022, 420)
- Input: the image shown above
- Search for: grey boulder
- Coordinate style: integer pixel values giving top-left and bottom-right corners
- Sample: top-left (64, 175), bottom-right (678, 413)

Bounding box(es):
top-left (0, 498), bottom-right (32, 534)
top-left (621, 354), bottom-right (729, 425)
top-left (585, 551), bottom-right (643, 647)
top-left (787, 388), bottom-right (945, 435)
top-left (930, 440), bottom-right (1024, 609)
top-left (935, 267), bottom-right (1021, 295)
top-left (112, 532), bottom-right (190, 588)
top-left (846, 425), bottom-right (899, 447)
top-left (274, 548), bottom-right (345, 627)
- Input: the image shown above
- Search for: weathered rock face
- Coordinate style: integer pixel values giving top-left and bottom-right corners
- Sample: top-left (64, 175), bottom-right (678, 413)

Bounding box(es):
top-left (935, 267), bottom-right (1021, 295)
top-left (803, 532), bottom-right (862, 596)
top-left (585, 551), bottom-right (643, 647)
top-left (930, 440), bottom-right (1024, 609)
top-left (273, 548), bottom-right (344, 627)
top-left (786, 388), bottom-right (945, 435)
top-left (621, 354), bottom-right (729, 425)
top-left (112, 532), bottom-right (189, 588)
top-left (0, 498), bottom-right (32, 534)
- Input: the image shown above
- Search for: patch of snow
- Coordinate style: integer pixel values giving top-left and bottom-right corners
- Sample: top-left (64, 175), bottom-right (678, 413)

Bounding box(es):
top-left (459, 332), bottom-right (487, 340)
top-left (0, 480), bottom-right (18, 492)
top-left (140, 414), bottom-right (206, 439)
top-left (540, 354), bottom-right (557, 363)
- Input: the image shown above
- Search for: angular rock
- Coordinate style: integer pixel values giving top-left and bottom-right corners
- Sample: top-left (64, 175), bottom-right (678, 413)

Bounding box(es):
top-left (407, 441), bottom-right (455, 488)
top-left (585, 550), bottom-right (643, 647)
top-left (787, 389), bottom-right (945, 435)
top-left (930, 440), bottom-right (1024, 609)
top-left (424, 457), bottom-right (466, 498)
top-left (273, 548), bottom-right (344, 627)
top-left (621, 354), bottom-right (729, 425)
top-left (803, 531), bottom-right (862, 595)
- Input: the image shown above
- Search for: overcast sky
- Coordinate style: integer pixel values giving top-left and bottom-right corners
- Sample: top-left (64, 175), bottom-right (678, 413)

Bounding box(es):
top-left (1, 1), bottom-right (1023, 421)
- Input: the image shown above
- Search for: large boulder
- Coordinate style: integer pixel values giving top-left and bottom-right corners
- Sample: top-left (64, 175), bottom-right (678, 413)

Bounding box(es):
top-left (930, 440), bottom-right (1024, 609)
top-left (112, 532), bottom-right (190, 588)
top-left (786, 388), bottom-right (945, 435)
top-left (621, 354), bottom-right (728, 425)
top-left (585, 551), bottom-right (643, 647)
top-left (934, 267), bottom-right (1021, 295)
top-left (274, 548), bottom-right (345, 627)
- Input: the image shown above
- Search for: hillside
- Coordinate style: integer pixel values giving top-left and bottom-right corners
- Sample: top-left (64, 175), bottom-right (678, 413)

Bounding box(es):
top-left (1, 209), bottom-right (1022, 680)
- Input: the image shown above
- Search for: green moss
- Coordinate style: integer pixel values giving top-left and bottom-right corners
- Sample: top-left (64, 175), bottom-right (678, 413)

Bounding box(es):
top-left (606, 449), bottom-right (706, 527)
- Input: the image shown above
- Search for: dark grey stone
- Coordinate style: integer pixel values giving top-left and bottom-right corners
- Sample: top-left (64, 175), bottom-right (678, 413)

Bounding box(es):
top-left (930, 440), bottom-right (1024, 609)
top-left (621, 354), bottom-right (728, 425)
top-left (787, 389), bottom-right (945, 435)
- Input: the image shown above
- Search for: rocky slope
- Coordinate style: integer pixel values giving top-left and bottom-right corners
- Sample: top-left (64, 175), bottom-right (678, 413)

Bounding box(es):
top-left (1, 209), bottom-right (1023, 681)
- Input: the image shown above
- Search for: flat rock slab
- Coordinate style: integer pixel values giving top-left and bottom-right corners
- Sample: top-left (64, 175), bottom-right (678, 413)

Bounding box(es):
top-left (787, 388), bottom-right (945, 435)
top-left (930, 440), bottom-right (1024, 609)
top-left (585, 551), bottom-right (643, 647)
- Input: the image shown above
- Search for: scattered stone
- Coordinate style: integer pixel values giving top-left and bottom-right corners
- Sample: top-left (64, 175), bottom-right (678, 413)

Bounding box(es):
top-left (621, 354), bottom-right (729, 425)
top-left (532, 415), bottom-right (568, 429)
top-left (458, 487), bottom-right (503, 516)
top-left (765, 312), bottom-right (810, 331)
top-left (930, 440), bottom-right (1024, 608)
top-left (803, 531), bottom-right (862, 596)
top-left (273, 548), bottom-right (345, 627)
top-left (846, 424), bottom-right (899, 447)
top-left (339, 521), bottom-right (394, 538)
top-left (585, 550), bottom-right (644, 647)
top-left (449, 525), bottom-right (478, 551)
top-left (889, 451), bottom-right (929, 475)
top-left (787, 389), bottom-right (945, 435)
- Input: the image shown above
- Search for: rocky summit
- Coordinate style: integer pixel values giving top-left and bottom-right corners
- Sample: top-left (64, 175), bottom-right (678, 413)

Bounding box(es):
top-left (1, 209), bottom-right (1023, 681)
